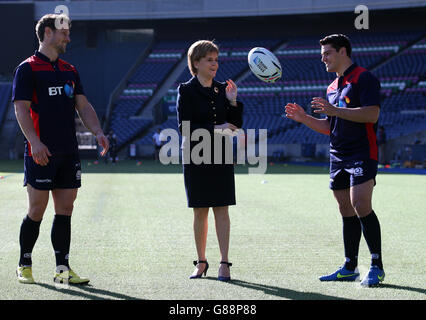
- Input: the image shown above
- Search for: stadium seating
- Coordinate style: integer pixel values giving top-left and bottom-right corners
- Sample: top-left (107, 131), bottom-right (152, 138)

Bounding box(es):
top-left (137, 118), bottom-right (180, 147)
top-left (0, 83), bottom-right (11, 126)
top-left (61, 30), bottom-right (150, 120)
top-left (108, 41), bottom-right (189, 148)
top-left (109, 117), bottom-right (152, 146)
top-left (371, 35), bottom-right (426, 141)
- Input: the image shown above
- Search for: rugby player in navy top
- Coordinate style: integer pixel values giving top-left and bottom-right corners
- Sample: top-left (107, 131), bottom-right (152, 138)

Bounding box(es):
top-left (12, 14), bottom-right (109, 285)
top-left (284, 34), bottom-right (385, 287)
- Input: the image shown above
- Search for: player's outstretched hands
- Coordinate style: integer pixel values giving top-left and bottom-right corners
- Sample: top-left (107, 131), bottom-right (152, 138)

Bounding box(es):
top-left (311, 97), bottom-right (337, 116)
top-left (284, 102), bottom-right (306, 123)
top-left (31, 140), bottom-right (52, 166)
top-left (225, 79), bottom-right (238, 105)
top-left (96, 132), bottom-right (110, 157)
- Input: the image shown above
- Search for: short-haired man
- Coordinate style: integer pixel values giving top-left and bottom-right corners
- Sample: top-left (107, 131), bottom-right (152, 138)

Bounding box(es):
top-left (12, 14), bottom-right (109, 284)
top-left (285, 34), bottom-right (385, 287)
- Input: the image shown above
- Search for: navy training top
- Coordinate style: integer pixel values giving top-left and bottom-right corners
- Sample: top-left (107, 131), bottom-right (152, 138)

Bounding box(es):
top-left (12, 51), bottom-right (84, 156)
top-left (326, 63), bottom-right (381, 163)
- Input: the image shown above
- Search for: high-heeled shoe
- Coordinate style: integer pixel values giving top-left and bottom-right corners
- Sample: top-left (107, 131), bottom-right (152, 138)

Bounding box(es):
top-left (218, 261), bottom-right (232, 282)
top-left (189, 260), bottom-right (209, 279)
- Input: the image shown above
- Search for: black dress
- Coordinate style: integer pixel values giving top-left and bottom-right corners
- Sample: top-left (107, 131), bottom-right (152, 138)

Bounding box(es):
top-left (176, 77), bottom-right (244, 208)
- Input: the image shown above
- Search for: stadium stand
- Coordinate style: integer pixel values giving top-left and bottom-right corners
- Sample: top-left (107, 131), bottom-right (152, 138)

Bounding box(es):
top-left (61, 27), bottom-right (152, 121)
top-left (107, 41), bottom-right (189, 148)
top-left (372, 34), bottom-right (426, 143)
top-left (0, 83), bottom-right (11, 127)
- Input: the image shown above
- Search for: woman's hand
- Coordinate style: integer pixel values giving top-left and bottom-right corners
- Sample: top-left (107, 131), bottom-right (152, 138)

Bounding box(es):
top-left (214, 122), bottom-right (239, 136)
top-left (225, 79), bottom-right (238, 106)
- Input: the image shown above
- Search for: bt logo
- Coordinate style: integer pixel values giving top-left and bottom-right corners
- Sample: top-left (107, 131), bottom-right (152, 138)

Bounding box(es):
top-left (48, 86), bottom-right (63, 96)
top-left (48, 82), bottom-right (74, 98)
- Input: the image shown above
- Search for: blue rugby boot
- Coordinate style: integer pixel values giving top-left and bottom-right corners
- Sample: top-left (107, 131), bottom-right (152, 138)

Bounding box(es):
top-left (319, 266), bottom-right (360, 282)
top-left (360, 265), bottom-right (385, 287)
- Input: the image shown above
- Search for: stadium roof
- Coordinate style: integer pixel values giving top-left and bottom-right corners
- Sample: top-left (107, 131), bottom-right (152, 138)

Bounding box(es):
top-left (31, 0), bottom-right (426, 21)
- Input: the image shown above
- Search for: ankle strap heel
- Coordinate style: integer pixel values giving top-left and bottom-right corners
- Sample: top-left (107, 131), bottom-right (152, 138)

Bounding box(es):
top-left (218, 261), bottom-right (232, 282)
top-left (189, 260), bottom-right (209, 279)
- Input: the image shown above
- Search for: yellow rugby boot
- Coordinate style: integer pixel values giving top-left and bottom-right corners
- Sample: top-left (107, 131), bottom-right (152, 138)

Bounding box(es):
top-left (54, 268), bottom-right (90, 285)
top-left (16, 266), bottom-right (35, 284)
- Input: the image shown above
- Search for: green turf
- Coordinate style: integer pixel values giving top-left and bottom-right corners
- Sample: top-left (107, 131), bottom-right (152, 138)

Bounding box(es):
top-left (0, 160), bottom-right (425, 300)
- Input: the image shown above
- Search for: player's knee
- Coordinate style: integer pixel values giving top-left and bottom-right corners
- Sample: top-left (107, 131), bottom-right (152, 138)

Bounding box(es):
top-left (338, 205), bottom-right (355, 217)
top-left (351, 198), bottom-right (371, 216)
top-left (27, 206), bottom-right (46, 221)
top-left (54, 203), bottom-right (74, 215)
top-left (336, 199), bottom-right (354, 216)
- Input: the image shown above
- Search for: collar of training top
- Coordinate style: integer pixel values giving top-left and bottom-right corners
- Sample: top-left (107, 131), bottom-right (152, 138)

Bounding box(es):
top-left (35, 50), bottom-right (59, 65)
top-left (341, 63), bottom-right (358, 78)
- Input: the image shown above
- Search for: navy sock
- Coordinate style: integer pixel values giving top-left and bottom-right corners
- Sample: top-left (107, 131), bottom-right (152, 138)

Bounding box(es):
top-left (51, 215), bottom-right (71, 269)
top-left (359, 211), bottom-right (383, 270)
top-left (19, 215), bottom-right (42, 266)
top-left (342, 215), bottom-right (362, 271)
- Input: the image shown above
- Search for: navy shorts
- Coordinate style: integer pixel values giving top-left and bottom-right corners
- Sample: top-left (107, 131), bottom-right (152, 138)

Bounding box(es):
top-left (24, 154), bottom-right (81, 190)
top-left (329, 159), bottom-right (378, 190)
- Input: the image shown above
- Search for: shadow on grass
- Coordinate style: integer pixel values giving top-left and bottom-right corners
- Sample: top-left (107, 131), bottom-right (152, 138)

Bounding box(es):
top-left (35, 283), bottom-right (141, 300)
top-left (205, 277), bottom-right (350, 300)
top-left (380, 283), bottom-right (426, 295)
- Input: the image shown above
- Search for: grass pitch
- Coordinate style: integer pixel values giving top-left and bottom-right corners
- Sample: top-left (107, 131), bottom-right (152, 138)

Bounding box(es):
top-left (0, 159), bottom-right (425, 300)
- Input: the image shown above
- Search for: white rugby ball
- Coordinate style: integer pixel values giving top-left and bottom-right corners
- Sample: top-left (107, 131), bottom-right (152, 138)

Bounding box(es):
top-left (248, 47), bottom-right (282, 83)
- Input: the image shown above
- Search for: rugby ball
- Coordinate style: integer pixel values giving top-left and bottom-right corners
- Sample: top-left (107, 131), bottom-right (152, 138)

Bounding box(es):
top-left (248, 47), bottom-right (282, 83)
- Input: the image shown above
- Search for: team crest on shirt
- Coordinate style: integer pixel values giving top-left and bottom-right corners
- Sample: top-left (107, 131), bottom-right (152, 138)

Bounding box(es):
top-left (353, 167), bottom-right (363, 177)
top-left (64, 80), bottom-right (75, 98)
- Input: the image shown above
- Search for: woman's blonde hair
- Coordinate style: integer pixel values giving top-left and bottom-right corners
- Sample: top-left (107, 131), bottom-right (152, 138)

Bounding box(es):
top-left (187, 40), bottom-right (219, 76)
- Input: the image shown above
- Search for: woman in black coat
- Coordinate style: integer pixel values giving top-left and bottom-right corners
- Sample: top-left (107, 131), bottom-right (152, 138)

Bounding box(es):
top-left (176, 40), bottom-right (243, 281)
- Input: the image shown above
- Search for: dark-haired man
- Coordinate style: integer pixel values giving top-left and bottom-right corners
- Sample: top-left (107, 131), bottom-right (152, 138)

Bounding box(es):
top-left (285, 34), bottom-right (385, 287)
top-left (12, 13), bottom-right (109, 285)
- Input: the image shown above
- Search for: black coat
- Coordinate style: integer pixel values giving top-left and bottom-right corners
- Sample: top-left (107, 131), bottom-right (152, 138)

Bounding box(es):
top-left (176, 76), bottom-right (243, 208)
